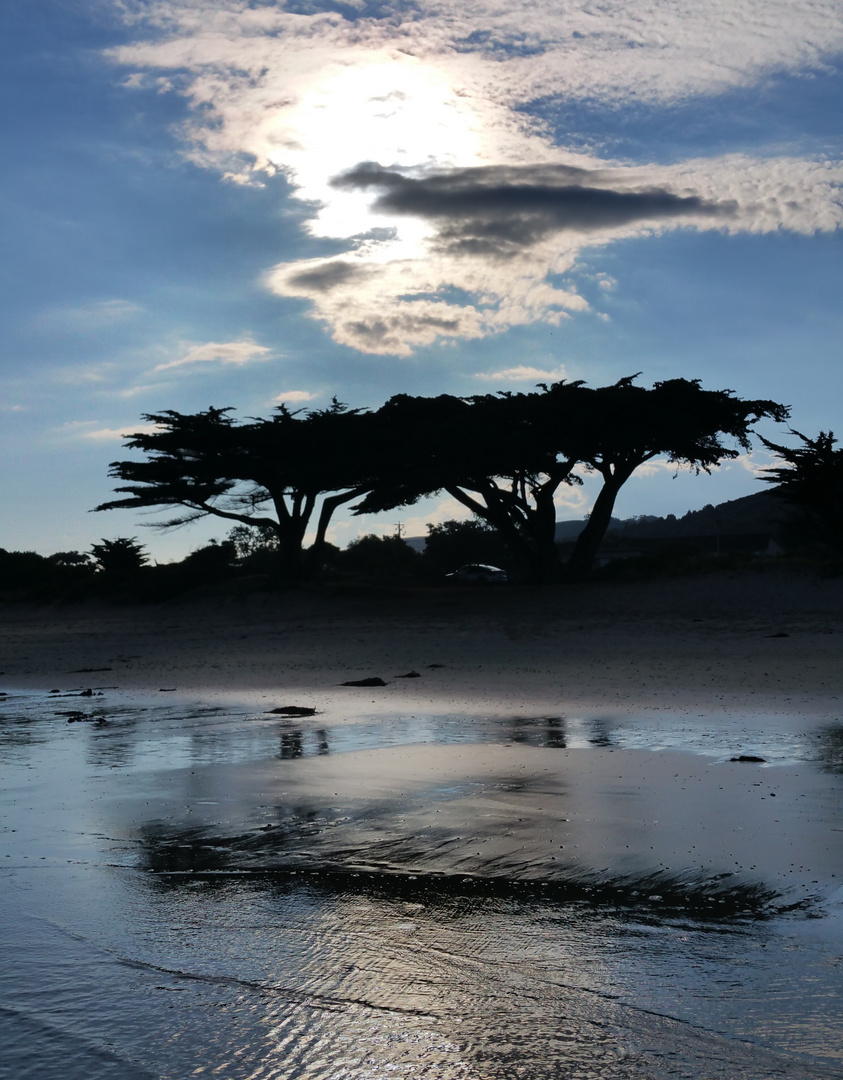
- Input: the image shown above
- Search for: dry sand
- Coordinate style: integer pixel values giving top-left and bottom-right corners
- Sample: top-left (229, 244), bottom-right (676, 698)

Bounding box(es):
top-left (1, 568), bottom-right (841, 716)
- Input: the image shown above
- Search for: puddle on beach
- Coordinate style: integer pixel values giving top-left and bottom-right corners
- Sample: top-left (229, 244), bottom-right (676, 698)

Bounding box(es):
top-left (1, 688), bottom-right (843, 1079)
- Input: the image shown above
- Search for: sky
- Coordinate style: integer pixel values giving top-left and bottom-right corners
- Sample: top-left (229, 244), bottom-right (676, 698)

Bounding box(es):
top-left (1, 0), bottom-right (842, 560)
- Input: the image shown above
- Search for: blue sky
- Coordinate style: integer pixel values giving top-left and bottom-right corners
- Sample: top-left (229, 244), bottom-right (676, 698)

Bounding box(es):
top-left (2, 0), bottom-right (842, 560)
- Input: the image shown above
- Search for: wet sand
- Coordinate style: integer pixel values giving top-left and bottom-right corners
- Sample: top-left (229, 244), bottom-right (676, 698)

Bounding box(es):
top-left (2, 570), bottom-right (843, 1077)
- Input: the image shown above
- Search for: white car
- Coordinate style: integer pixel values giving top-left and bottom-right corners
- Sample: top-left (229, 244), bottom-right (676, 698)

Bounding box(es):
top-left (446, 563), bottom-right (508, 584)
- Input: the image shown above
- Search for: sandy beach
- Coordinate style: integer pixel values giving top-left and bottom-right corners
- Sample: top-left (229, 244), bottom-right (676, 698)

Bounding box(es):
top-left (2, 569), bottom-right (843, 1078)
top-left (2, 568), bottom-right (841, 714)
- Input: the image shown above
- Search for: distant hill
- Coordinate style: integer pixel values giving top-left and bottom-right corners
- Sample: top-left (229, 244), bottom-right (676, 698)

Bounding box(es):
top-left (556, 489), bottom-right (785, 544)
top-left (403, 490), bottom-right (786, 553)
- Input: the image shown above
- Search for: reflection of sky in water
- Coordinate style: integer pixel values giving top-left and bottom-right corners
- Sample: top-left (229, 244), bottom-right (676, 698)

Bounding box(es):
top-left (1, 691), bottom-right (843, 772)
top-left (2, 688), bottom-right (843, 1076)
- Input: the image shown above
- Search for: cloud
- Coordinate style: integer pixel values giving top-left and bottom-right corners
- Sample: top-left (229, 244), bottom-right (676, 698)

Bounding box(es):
top-left (284, 260), bottom-right (373, 294)
top-left (333, 162), bottom-right (733, 256)
top-left (267, 152), bottom-right (843, 353)
top-left (59, 420), bottom-right (163, 442)
top-left (110, 1), bottom-right (843, 354)
top-left (273, 390), bottom-right (318, 403)
top-left (152, 339), bottom-right (272, 373)
top-left (474, 364), bottom-right (568, 382)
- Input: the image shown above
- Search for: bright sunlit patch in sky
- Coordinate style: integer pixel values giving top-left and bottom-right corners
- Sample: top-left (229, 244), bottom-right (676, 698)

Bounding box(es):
top-left (275, 58), bottom-right (487, 236)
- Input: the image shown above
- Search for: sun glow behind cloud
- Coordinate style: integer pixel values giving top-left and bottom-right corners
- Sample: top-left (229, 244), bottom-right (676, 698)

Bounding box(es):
top-left (111, 0), bottom-right (843, 356)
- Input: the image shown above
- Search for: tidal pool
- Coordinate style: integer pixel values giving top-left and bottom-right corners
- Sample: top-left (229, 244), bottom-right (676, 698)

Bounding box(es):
top-left (1, 688), bottom-right (842, 1079)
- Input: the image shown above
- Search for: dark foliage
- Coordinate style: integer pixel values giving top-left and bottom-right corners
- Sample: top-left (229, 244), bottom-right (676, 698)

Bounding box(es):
top-left (760, 430), bottom-right (843, 552)
top-left (422, 519), bottom-right (513, 575)
top-left (95, 402), bottom-right (376, 582)
top-left (355, 377), bottom-right (787, 580)
top-left (91, 376), bottom-right (788, 587)
top-left (335, 534), bottom-right (424, 583)
top-left (0, 548), bottom-right (94, 600)
top-left (90, 537), bottom-right (148, 575)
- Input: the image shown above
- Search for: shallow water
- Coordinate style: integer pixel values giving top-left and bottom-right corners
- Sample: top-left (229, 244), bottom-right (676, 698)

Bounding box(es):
top-left (1, 688), bottom-right (842, 1079)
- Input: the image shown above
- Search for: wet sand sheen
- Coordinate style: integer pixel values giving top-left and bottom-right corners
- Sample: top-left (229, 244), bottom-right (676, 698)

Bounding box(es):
top-left (107, 740), bottom-right (843, 906)
top-left (1, 580), bottom-right (843, 1078)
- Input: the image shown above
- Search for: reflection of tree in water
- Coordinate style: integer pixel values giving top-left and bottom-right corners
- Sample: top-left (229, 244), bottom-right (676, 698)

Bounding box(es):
top-left (85, 713), bottom-right (141, 769)
top-left (506, 716), bottom-right (567, 747)
top-left (813, 723), bottom-right (843, 773)
top-left (0, 709), bottom-right (48, 761)
top-left (544, 716), bottom-right (566, 749)
top-left (279, 727), bottom-right (304, 759)
top-left (275, 725), bottom-right (331, 758)
top-left (586, 718), bottom-right (614, 748)
top-left (136, 803), bottom-right (335, 875)
top-left (136, 816), bottom-right (781, 920)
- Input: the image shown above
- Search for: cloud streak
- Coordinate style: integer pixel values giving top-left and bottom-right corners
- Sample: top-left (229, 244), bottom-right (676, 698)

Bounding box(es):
top-left (153, 340), bottom-right (272, 373)
top-left (474, 364), bottom-right (569, 382)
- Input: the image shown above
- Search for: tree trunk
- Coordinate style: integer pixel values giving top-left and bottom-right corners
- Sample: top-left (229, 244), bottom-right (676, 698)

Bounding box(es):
top-left (268, 491), bottom-right (310, 585)
top-left (526, 482), bottom-right (563, 584)
top-left (565, 472), bottom-right (626, 579)
top-left (305, 488), bottom-right (365, 578)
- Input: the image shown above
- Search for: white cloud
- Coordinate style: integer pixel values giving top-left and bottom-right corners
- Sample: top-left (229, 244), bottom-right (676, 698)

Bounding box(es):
top-left (59, 420), bottom-right (163, 442)
top-left (152, 339), bottom-right (272, 373)
top-left (474, 364), bottom-right (568, 382)
top-left (273, 390), bottom-right (318, 403)
top-left (110, 1), bottom-right (843, 355)
top-left (553, 484), bottom-right (590, 516)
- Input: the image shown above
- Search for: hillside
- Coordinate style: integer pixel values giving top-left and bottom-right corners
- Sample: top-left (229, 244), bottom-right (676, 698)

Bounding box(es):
top-left (555, 490), bottom-right (785, 545)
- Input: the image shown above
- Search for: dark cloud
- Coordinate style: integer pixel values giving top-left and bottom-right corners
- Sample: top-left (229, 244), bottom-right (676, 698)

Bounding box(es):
top-left (286, 259), bottom-right (370, 293)
top-left (344, 311), bottom-right (464, 346)
top-left (333, 162), bottom-right (735, 256)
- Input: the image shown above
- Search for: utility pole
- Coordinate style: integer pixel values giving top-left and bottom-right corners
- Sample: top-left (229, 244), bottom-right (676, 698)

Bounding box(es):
top-left (395, 522), bottom-right (404, 540)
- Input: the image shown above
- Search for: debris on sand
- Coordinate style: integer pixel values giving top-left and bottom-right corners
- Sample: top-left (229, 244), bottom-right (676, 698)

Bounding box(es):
top-left (730, 754), bottom-right (767, 763)
top-left (395, 671), bottom-right (421, 679)
top-left (59, 711), bottom-right (89, 723)
top-left (267, 706), bottom-right (318, 717)
top-left (341, 677), bottom-right (388, 687)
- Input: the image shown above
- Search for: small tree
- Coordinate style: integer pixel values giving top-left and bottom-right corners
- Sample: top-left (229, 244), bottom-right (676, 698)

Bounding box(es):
top-left (226, 523), bottom-right (279, 559)
top-left (760, 429), bottom-right (843, 551)
top-left (90, 537), bottom-right (148, 575)
top-left (339, 534), bottom-right (422, 580)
